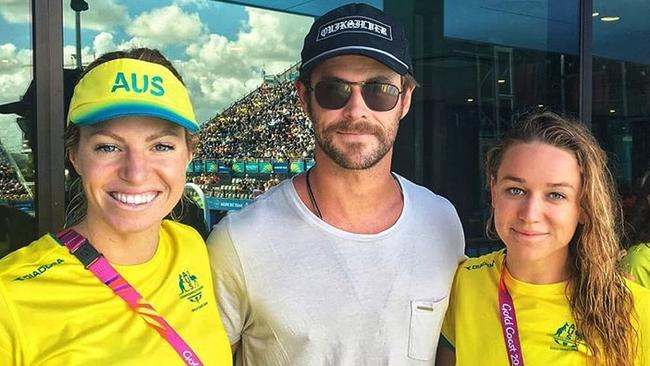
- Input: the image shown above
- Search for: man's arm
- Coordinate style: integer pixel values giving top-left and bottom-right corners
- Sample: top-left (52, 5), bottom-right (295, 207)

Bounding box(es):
top-left (207, 219), bottom-right (250, 349)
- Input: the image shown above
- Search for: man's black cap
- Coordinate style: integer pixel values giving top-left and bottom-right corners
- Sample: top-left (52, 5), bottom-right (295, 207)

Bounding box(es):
top-left (299, 3), bottom-right (412, 77)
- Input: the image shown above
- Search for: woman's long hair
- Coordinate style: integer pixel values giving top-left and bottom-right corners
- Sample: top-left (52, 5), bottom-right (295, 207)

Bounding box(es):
top-left (485, 111), bottom-right (637, 366)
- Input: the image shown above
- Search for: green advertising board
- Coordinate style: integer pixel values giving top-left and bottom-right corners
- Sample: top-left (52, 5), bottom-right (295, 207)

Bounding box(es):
top-left (232, 162), bottom-right (245, 173)
top-left (259, 161), bottom-right (273, 173)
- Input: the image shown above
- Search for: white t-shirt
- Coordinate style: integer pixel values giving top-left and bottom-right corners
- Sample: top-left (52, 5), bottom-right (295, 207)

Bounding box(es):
top-left (207, 175), bottom-right (465, 365)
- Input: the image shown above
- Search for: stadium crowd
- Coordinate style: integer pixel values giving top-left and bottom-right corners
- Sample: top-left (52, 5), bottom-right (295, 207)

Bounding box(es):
top-left (195, 80), bottom-right (315, 161)
top-left (191, 73), bottom-right (315, 200)
top-left (0, 157), bottom-right (30, 202)
top-left (190, 173), bottom-right (281, 200)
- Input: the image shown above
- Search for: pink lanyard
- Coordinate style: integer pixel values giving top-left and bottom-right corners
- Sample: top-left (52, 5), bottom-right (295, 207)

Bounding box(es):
top-left (498, 267), bottom-right (525, 366)
top-left (57, 229), bottom-right (204, 366)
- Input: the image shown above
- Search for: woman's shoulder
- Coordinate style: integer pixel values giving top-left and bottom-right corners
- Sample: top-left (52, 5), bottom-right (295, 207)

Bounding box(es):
top-left (0, 234), bottom-right (66, 282)
top-left (459, 249), bottom-right (504, 272)
top-left (625, 279), bottom-right (650, 337)
top-left (624, 278), bottom-right (650, 311)
top-left (626, 277), bottom-right (650, 295)
top-left (454, 249), bottom-right (504, 286)
top-left (626, 243), bottom-right (650, 261)
top-left (161, 220), bottom-right (202, 238)
top-left (623, 243), bottom-right (650, 277)
top-left (160, 220), bottom-right (206, 253)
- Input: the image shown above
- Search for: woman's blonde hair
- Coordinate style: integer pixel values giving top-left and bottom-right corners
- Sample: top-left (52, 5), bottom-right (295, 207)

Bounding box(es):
top-left (485, 111), bottom-right (637, 366)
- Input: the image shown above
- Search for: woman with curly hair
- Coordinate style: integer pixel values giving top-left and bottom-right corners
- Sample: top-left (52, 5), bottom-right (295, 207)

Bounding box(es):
top-left (436, 112), bottom-right (650, 366)
top-left (624, 169), bottom-right (650, 288)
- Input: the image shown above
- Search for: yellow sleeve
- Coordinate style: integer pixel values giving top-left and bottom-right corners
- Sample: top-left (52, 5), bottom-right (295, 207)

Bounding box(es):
top-left (206, 217), bottom-right (250, 345)
top-left (625, 245), bottom-right (650, 289)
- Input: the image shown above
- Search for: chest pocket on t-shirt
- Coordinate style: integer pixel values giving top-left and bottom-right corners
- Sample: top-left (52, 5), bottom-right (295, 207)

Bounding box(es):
top-left (407, 297), bottom-right (449, 361)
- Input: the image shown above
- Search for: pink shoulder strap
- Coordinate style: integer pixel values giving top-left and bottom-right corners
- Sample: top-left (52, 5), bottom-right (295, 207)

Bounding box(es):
top-left (57, 228), bottom-right (204, 366)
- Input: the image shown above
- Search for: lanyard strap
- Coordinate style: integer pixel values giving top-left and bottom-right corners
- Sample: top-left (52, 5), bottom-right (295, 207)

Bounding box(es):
top-left (498, 268), bottom-right (525, 366)
top-left (57, 229), bottom-right (204, 366)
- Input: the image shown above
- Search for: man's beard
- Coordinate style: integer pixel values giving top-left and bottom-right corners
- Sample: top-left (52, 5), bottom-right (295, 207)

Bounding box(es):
top-left (309, 104), bottom-right (400, 170)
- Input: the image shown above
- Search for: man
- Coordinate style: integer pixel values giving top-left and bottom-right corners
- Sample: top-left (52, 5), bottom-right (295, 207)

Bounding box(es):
top-left (208, 3), bottom-right (465, 365)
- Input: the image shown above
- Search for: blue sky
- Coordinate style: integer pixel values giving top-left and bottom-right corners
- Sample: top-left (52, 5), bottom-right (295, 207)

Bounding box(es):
top-left (0, 0), bottom-right (316, 153)
top-left (0, 0), bottom-right (314, 123)
top-left (59, 1), bottom-right (248, 62)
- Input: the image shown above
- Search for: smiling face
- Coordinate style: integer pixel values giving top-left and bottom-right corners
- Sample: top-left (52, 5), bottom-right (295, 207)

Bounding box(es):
top-left (69, 116), bottom-right (191, 236)
top-left (297, 55), bottom-right (413, 170)
top-left (491, 142), bottom-right (584, 268)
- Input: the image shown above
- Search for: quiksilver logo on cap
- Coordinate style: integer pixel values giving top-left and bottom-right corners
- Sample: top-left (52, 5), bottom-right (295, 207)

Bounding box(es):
top-left (317, 16), bottom-right (393, 42)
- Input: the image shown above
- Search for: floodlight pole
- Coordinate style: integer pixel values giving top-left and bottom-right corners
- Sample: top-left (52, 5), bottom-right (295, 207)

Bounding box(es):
top-left (75, 11), bottom-right (81, 68)
top-left (70, 0), bottom-right (89, 69)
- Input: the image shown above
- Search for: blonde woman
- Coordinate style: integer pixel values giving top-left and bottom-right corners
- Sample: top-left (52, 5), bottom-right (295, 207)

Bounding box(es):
top-left (437, 112), bottom-right (650, 366)
top-left (0, 48), bottom-right (232, 365)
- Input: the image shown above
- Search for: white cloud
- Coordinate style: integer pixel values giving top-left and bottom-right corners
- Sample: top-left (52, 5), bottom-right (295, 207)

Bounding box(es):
top-left (0, 0), bottom-right (129, 31)
top-left (93, 32), bottom-right (118, 56)
top-left (0, 43), bottom-right (32, 104)
top-left (0, 0), bottom-right (30, 24)
top-left (126, 5), bottom-right (204, 48)
top-left (61, 32), bottom-right (119, 68)
top-left (1, 3), bottom-right (313, 124)
top-left (0, 43), bottom-right (32, 154)
top-left (62, 45), bottom-right (96, 69)
top-left (237, 7), bottom-right (310, 65)
top-left (176, 57), bottom-right (258, 122)
top-left (117, 36), bottom-right (161, 51)
top-left (62, 0), bottom-right (130, 32)
top-left (174, 0), bottom-right (211, 9)
top-left (176, 7), bottom-right (311, 122)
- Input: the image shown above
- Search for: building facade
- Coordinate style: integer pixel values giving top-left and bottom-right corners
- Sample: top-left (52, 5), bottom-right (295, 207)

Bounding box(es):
top-left (0, 0), bottom-right (648, 255)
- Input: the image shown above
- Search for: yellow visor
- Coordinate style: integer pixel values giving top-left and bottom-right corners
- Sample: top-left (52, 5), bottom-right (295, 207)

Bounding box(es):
top-left (67, 58), bottom-right (199, 133)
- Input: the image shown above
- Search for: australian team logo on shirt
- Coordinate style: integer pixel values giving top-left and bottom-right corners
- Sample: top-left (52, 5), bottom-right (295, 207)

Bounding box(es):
top-left (551, 321), bottom-right (584, 351)
top-left (178, 270), bottom-right (208, 312)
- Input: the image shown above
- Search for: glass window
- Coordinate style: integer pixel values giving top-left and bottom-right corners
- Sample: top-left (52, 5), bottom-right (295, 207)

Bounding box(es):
top-left (592, 0), bottom-right (650, 199)
top-left (388, 0), bottom-right (580, 253)
top-left (0, 0), bottom-right (37, 256)
top-left (57, 0), bottom-right (584, 254)
top-left (61, 0), bottom-right (319, 231)
top-left (216, 0), bottom-right (381, 17)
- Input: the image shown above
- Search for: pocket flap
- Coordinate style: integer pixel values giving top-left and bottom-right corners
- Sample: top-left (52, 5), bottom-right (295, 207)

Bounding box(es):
top-left (408, 297), bottom-right (449, 361)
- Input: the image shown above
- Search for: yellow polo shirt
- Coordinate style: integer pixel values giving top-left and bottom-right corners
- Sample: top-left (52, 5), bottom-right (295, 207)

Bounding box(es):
top-left (0, 220), bottom-right (232, 365)
top-left (624, 243), bottom-right (650, 289)
top-left (441, 250), bottom-right (650, 365)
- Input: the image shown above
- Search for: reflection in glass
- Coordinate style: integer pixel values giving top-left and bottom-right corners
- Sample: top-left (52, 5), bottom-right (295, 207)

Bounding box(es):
top-left (218, 0), bottom-right (382, 16)
top-left (400, 0), bottom-right (580, 249)
top-left (0, 0), bottom-right (37, 256)
top-left (61, 0), bottom-right (315, 232)
top-left (49, 0), bottom-right (591, 252)
top-left (592, 0), bottom-right (650, 190)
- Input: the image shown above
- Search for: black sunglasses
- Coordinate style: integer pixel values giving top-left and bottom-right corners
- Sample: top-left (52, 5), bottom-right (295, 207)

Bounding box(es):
top-left (308, 79), bottom-right (403, 112)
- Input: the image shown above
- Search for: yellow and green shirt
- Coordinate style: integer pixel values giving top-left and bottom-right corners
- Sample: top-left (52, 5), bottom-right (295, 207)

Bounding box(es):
top-left (0, 220), bottom-right (232, 366)
top-left (441, 250), bottom-right (650, 366)
top-left (625, 243), bottom-right (650, 289)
